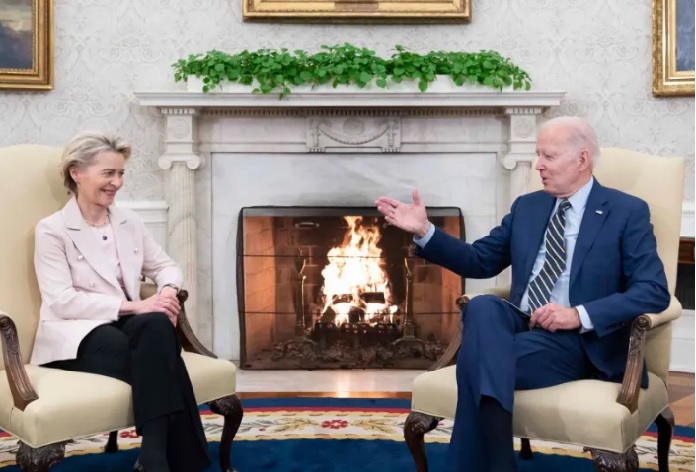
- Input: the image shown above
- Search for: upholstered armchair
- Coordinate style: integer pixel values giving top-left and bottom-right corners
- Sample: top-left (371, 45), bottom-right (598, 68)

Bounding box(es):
top-left (0, 144), bottom-right (243, 472)
top-left (404, 148), bottom-right (685, 472)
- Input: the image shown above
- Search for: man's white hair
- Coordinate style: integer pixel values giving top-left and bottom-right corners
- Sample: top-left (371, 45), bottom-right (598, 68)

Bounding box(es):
top-left (539, 116), bottom-right (601, 168)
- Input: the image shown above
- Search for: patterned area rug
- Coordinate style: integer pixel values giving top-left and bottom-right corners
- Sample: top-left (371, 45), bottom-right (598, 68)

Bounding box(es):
top-left (0, 398), bottom-right (692, 471)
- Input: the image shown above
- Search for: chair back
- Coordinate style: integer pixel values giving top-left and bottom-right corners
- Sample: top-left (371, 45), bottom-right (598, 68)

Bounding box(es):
top-left (527, 147), bottom-right (685, 384)
top-left (0, 145), bottom-right (68, 369)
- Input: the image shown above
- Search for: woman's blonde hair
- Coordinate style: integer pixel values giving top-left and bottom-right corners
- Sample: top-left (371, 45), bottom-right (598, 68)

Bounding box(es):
top-left (60, 131), bottom-right (132, 194)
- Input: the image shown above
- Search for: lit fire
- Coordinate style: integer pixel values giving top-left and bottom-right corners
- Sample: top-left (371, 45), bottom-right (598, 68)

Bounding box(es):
top-left (321, 216), bottom-right (398, 326)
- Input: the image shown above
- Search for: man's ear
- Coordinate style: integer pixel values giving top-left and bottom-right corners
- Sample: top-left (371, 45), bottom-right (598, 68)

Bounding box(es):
top-left (578, 149), bottom-right (591, 171)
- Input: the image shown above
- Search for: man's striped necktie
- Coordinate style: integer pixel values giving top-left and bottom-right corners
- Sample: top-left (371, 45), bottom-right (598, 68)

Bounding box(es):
top-left (527, 199), bottom-right (572, 313)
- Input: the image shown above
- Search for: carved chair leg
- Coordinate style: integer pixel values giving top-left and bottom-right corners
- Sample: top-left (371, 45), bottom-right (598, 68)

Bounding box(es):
top-left (104, 431), bottom-right (119, 453)
top-left (656, 406), bottom-right (675, 472)
top-left (519, 437), bottom-right (533, 460)
top-left (404, 411), bottom-right (440, 472)
top-left (16, 440), bottom-right (68, 472)
top-left (209, 394), bottom-right (244, 472)
top-left (584, 445), bottom-right (639, 472)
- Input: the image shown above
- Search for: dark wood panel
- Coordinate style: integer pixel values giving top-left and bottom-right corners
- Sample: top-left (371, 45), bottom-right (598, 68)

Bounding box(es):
top-left (679, 237), bottom-right (694, 265)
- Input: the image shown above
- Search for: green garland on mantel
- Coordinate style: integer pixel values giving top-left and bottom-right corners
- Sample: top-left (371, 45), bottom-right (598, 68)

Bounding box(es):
top-left (172, 43), bottom-right (532, 97)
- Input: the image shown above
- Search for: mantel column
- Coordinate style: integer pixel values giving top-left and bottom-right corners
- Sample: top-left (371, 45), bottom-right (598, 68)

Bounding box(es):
top-left (502, 107), bottom-right (544, 208)
top-left (158, 107), bottom-right (201, 334)
top-left (496, 107), bottom-right (544, 287)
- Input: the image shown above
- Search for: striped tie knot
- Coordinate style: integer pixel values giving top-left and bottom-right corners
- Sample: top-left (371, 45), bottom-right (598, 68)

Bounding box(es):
top-left (526, 198), bottom-right (572, 313)
top-left (558, 199), bottom-right (572, 214)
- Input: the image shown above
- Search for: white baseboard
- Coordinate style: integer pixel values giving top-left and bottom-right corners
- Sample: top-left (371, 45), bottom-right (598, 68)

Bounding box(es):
top-left (113, 200), bottom-right (168, 249)
top-left (682, 201), bottom-right (694, 237)
top-left (670, 309), bottom-right (695, 373)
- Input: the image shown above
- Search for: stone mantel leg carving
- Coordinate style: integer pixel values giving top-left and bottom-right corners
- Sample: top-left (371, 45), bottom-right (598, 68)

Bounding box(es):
top-left (502, 107), bottom-right (544, 209)
top-left (158, 107), bottom-right (202, 334)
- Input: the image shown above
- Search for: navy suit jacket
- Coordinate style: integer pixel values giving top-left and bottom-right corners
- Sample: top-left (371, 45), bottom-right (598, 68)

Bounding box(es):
top-left (415, 180), bottom-right (671, 387)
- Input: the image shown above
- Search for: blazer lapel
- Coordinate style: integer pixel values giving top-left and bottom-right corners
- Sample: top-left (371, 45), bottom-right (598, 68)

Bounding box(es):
top-left (521, 193), bottom-right (556, 283)
top-left (570, 181), bottom-right (610, 287)
top-left (110, 207), bottom-right (138, 301)
top-left (62, 197), bottom-right (120, 290)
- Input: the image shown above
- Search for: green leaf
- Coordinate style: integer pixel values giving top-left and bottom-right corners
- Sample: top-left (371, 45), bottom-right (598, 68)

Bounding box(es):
top-left (171, 45), bottom-right (531, 97)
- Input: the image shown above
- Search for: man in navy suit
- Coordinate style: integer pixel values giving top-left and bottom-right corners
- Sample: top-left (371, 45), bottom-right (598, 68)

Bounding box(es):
top-left (375, 116), bottom-right (671, 472)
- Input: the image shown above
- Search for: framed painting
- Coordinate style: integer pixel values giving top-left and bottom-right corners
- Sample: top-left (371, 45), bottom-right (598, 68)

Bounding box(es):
top-left (0, 0), bottom-right (53, 90)
top-left (243, 0), bottom-right (470, 23)
top-left (653, 0), bottom-right (694, 96)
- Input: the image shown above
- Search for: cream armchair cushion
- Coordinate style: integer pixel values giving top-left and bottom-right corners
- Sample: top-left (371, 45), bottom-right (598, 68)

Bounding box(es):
top-left (406, 148), bottom-right (684, 470)
top-left (0, 351), bottom-right (236, 448)
top-left (0, 144), bottom-right (243, 471)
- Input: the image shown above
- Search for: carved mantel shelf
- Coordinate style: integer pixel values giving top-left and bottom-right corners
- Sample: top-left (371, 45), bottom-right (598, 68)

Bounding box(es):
top-left (134, 89), bottom-right (565, 109)
top-left (133, 88), bottom-right (565, 337)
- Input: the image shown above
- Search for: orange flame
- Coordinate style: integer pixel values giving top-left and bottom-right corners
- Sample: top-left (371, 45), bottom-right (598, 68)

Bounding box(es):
top-left (321, 216), bottom-right (395, 325)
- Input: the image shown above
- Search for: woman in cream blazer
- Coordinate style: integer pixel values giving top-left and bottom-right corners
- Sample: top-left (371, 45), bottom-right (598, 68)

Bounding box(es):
top-left (32, 131), bottom-right (210, 472)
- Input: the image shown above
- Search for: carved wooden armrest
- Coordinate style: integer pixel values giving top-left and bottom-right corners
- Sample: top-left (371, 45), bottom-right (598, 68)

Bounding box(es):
top-left (175, 289), bottom-right (217, 358)
top-left (140, 282), bottom-right (217, 358)
top-left (616, 296), bottom-right (682, 414)
top-left (0, 311), bottom-right (38, 411)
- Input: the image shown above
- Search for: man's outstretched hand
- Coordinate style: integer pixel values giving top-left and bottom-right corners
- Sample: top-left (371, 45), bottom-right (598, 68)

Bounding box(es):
top-left (375, 189), bottom-right (431, 237)
top-left (530, 303), bottom-right (580, 332)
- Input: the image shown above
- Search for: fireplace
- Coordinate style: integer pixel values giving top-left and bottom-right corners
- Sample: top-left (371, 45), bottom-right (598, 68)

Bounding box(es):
top-left (236, 206), bottom-right (465, 370)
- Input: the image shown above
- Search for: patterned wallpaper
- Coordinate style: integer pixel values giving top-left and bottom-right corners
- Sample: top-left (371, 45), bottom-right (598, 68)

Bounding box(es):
top-left (1, 0), bottom-right (693, 201)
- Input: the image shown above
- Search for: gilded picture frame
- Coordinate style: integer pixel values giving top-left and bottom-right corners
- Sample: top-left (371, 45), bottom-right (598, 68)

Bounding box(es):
top-left (243, 0), bottom-right (470, 23)
top-left (652, 0), bottom-right (694, 96)
top-left (0, 0), bottom-right (53, 91)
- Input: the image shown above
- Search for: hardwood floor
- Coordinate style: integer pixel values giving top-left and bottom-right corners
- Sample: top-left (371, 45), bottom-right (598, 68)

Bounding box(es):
top-left (239, 370), bottom-right (695, 426)
top-left (668, 371), bottom-right (695, 426)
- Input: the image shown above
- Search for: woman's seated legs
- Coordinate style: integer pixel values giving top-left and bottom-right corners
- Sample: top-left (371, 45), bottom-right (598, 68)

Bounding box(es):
top-left (116, 312), bottom-right (210, 472)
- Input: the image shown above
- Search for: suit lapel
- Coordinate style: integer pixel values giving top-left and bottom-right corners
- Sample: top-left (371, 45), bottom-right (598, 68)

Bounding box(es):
top-left (110, 206), bottom-right (138, 301)
top-left (570, 181), bottom-right (610, 287)
top-left (521, 193), bottom-right (556, 283)
top-left (62, 197), bottom-right (120, 290)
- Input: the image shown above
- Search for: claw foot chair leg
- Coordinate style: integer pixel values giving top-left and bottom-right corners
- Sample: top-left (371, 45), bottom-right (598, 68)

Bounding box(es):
top-left (104, 431), bottom-right (119, 453)
top-left (209, 394), bottom-right (244, 472)
top-left (584, 445), bottom-right (639, 472)
top-left (519, 438), bottom-right (533, 460)
top-left (404, 411), bottom-right (441, 472)
top-left (656, 406), bottom-right (675, 472)
top-left (16, 441), bottom-right (68, 472)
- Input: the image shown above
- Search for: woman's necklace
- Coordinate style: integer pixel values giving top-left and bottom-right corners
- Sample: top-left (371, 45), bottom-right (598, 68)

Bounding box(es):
top-left (84, 214), bottom-right (111, 240)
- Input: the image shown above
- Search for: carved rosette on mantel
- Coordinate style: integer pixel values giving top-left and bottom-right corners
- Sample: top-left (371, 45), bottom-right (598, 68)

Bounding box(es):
top-left (134, 87), bottom-right (565, 334)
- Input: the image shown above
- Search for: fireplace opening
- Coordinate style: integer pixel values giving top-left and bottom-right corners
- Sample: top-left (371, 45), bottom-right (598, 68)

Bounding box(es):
top-left (236, 206), bottom-right (465, 370)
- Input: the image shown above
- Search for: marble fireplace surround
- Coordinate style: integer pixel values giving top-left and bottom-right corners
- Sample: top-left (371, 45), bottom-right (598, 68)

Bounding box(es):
top-left (133, 87), bottom-right (565, 360)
